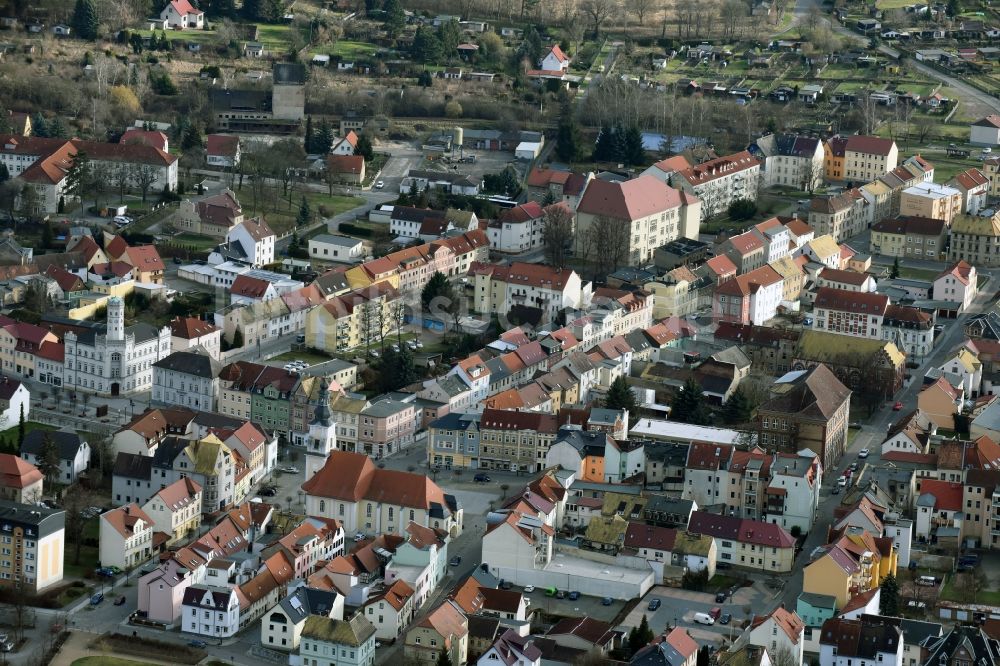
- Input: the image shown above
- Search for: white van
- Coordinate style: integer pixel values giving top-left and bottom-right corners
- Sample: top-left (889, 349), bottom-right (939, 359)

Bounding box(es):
top-left (693, 612), bottom-right (715, 625)
top-left (916, 576), bottom-right (938, 587)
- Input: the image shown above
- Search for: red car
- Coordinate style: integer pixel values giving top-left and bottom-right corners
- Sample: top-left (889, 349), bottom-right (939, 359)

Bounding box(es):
top-left (893, 401), bottom-right (903, 411)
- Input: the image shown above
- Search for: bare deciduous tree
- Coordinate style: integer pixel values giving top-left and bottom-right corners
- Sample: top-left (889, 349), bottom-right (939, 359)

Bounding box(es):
top-left (129, 163), bottom-right (158, 203)
top-left (581, 0), bottom-right (617, 38)
top-left (542, 203), bottom-right (574, 269)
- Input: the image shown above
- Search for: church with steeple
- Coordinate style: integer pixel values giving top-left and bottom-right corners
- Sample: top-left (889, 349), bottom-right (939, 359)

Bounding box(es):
top-left (304, 378), bottom-right (338, 482)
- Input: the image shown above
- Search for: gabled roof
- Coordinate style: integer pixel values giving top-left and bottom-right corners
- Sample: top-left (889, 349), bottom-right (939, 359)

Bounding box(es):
top-left (206, 134), bottom-right (239, 157)
top-left (169, 316), bottom-right (220, 339)
top-left (814, 287), bottom-right (888, 316)
top-left (751, 607), bottom-right (805, 645)
top-left (687, 510), bottom-right (795, 547)
top-left (102, 503), bottom-right (152, 538)
top-left (547, 616), bottom-right (618, 647)
top-left (0, 453), bottom-right (42, 490)
top-left (675, 151), bottom-right (760, 187)
top-left (845, 135), bottom-right (896, 156)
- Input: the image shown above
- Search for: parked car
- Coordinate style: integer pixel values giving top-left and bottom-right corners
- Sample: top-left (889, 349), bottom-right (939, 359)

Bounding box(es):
top-left (709, 607), bottom-right (722, 620)
top-left (893, 401), bottom-right (903, 410)
top-left (524, 585), bottom-right (535, 593)
top-left (353, 532), bottom-right (366, 542)
top-left (648, 598), bottom-right (661, 611)
top-left (858, 448), bottom-right (869, 458)
top-left (568, 591), bottom-right (580, 600)
top-left (837, 476), bottom-right (848, 487)
top-left (601, 597), bottom-right (613, 606)
top-left (114, 596), bottom-right (126, 606)
top-left (720, 612), bottom-right (732, 624)
top-left (715, 591), bottom-right (727, 603)
top-left (281, 466), bottom-right (299, 474)
top-left (474, 473), bottom-right (491, 483)
top-left (188, 640), bottom-right (207, 649)
top-left (0, 641), bottom-right (12, 653)
top-left (375, 180), bottom-right (385, 189)
top-left (555, 590), bottom-right (565, 599)
top-left (449, 556), bottom-right (462, 567)
top-left (832, 485), bottom-right (841, 495)
top-left (90, 593), bottom-right (104, 605)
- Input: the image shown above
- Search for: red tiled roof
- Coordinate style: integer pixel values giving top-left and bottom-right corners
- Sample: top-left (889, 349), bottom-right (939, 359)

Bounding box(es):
top-left (726, 231), bottom-right (765, 255)
top-left (952, 168), bottom-right (989, 191)
top-left (676, 151), bottom-right (760, 186)
top-left (687, 442), bottom-right (733, 470)
top-left (0, 453), bottom-right (42, 490)
top-left (126, 245), bottom-right (165, 273)
top-left (546, 44), bottom-right (569, 63)
top-left (845, 135), bottom-right (896, 156)
top-left (170, 316), bottom-right (220, 339)
top-left (918, 479), bottom-right (963, 511)
top-left (819, 268), bottom-right (870, 287)
top-left (119, 129), bottom-right (168, 152)
top-left (327, 154), bottom-right (364, 175)
top-left (715, 265), bottom-right (783, 297)
top-left (480, 407), bottom-right (559, 433)
top-left (230, 274), bottom-right (271, 298)
top-left (687, 510), bottom-right (795, 548)
top-left (577, 175), bottom-right (682, 221)
top-left (624, 523), bottom-right (677, 551)
top-left (705, 254), bottom-right (737, 277)
top-left (814, 287), bottom-right (888, 316)
top-left (526, 167), bottom-right (572, 187)
top-left (750, 607), bottom-right (804, 645)
top-left (206, 134), bottom-right (239, 157)
top-left (170, 0), bottom-right (204, 15)
top-left (937, 259), bottom-right (974, 286)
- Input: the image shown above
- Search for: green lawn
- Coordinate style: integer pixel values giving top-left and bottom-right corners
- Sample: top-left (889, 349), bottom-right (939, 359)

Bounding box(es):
top-left (941, 575), bottom-right (1000, 605)
top-left (72, 658), bottom-right (162, 666)
top-left (0, 420), bottom-right (56, 445)
top-left (172, 233), bottom-right (220, 250)
top-left (707, 574), bottom-right (741, 591)
top-left (137, 28), bottom-right (218, 45)
top-left (898, 266), bottom-right (942, 281)
top-left (318, 40), bottom-right (378, 58)
top-left (272, 350), bottom-right (334, 364)
top-left (64, 544), bottom-right (100, 579)
top-left (256, 24), bottom-right (304, 50)
top-left (876, 0), bottom-right (916, 8)
top-left (307, 193), bottom-right (365, 217)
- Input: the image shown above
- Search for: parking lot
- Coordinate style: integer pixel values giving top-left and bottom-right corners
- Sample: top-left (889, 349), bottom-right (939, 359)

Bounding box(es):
top-left (621, 581), bottom-right (775, 645)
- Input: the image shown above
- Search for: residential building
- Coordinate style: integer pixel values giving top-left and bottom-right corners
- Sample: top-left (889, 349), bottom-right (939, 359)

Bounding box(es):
top-left (225, 218), bottom-right (276, 268)
top-left (177, 191), bottom-right (244, 238)
top-left (169, 317), bottom-right (222, 360)
top-left (182, 586), bottom-right (240, 638)
top-left (152, 349), bottom-right (221, 411)
top-left (473, 263), bottom-right (590, 322)
top-left (362, 579), bottom-right (416, 641)
top-left (206, 134), bottom-right (240, 168)
top-left (21, 430), bottom-right (90, 484)
top-left (843, 136), bottom-right (899, 182)
top-left (478, 630), bottom-right (543, 666)
top-left (575, 176), bottom-right (701, 265)
top-left (545, 616), bottom-right (622, 656)
top-left (0, 376), bottom-right (28, 430)
top-left (358, 398), bottom-right (417, 458)
top-left (756, 364), bottom-right (851, 470)
top-left (921, 623), bottom-right (1000, 666)
top-left (327, 155), bottom-right (366, 185)
top-left (141, 477), bottom-right (202, 545)
top-left (404, 600), bottom-right (468, 665)
top-left (305, 283), bottom-right (401, 354)
top-left (99, 503), bottom-right (154, 570)
top-left (869, 216), bottom-right (947, 260)
top-left (486, 201), bottom-right (550, 254)
top-left (948, 212), bottom-right (1000, 267)
top-left (803, 529), bottom-right (896, 607)
top-left (63, 296), bottom-right (172, 396)
top-left (686, 511), bottom-right (796, 572)
top-left (813, 288), bottom-right (889, 339)
top-left (819, 617), bottom-right (904, 666)
top-left (817, 268), bottom-right (876, 293)
top-left (882, 305), bottom-right (934, 358)
top-left (0, 499), bottom-right (64, 592)
top-left (746, 607), bottom-right (806, 666)
top-left (802, 235), bottom-right (842, 269)
top-left (476, 409), bottom-right (560, 473)
top-left (540, 44), bottom-right (571, 71)
top-left (309, 235), bottom-right (366, 264)
top-left (751, 134), bottom-right (825, 191)
top-left (385, 522), bottom-right (450, 609)
top-left (712, 266), bottom-right (785, 325)
top-left (672, 151), bottom-right (762, 219)
top-left (720, 231), bottom-right (766, 274)
top-left (0, 453), bottom-right (42, 504)
top-left (753, 217), bottom-right (795, 263)
top-left (260, 586), bottom-right (344, 653)
top-left (933, 260), bottom-right (978, 313)
top-left (765, 452), bottom-right (823, 534)
top-left (970, 115), bottom-right (1000, 146)
top-left (631, 627), bottom-right (699, 666)
top-left (899, 184), bottom-right (963, 227)
top-left (948, 168), bottom-right (991, 215)
top-left (299, 614), bottom-right (377, 666)
top-left (160, 0), bottom-right (203, 28)
top-left (917, 377), bottom-right (965, 431)
top-left (302, 450), bottom-right (464, 537)
top-left (808, 190), bottom-right (868, 243)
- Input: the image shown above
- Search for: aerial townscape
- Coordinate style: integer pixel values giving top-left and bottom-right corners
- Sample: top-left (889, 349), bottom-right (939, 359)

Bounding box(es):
top-left (2, 1), bottom-right (1000, 666)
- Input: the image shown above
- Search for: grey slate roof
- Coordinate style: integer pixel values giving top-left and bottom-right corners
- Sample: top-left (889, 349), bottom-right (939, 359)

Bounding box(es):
top-left (153, 349), bottom-right (222, 379)
top-left (21, 430), bottom-right (86, 461)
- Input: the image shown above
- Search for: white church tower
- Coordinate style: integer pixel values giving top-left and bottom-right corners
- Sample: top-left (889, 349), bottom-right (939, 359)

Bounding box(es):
top-left (107, 296), bottom-right (125, 341)
top-left (304, 379), bottom-right (337, 482)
